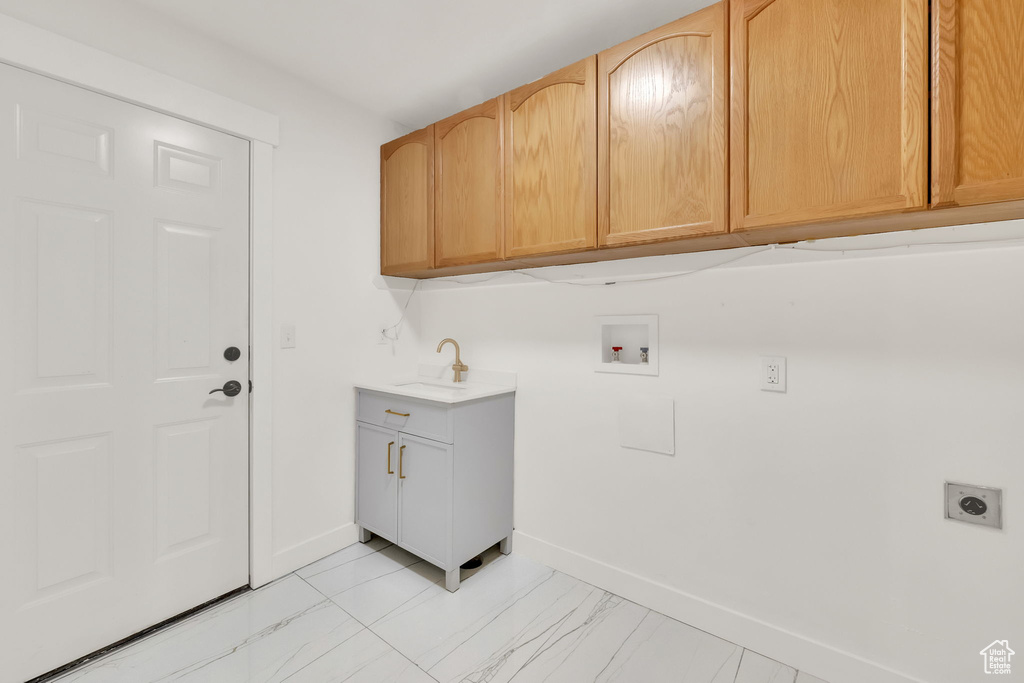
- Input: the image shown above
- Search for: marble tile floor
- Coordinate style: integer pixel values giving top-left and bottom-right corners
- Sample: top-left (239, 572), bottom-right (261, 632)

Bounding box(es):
top-left (53, 538), bottom-right (829, 683)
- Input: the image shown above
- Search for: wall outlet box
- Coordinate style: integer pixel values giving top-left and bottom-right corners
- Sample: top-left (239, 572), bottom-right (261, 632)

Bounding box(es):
top-left (761, 356), bottom-right (786, 392)
top-left (946, 482), bottom-right (1002, 529)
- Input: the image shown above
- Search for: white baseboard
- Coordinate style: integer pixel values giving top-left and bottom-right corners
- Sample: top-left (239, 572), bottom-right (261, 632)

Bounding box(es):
top-left (268, 522), bottom-right (360, 581)
top-left (513, 530), bottom-right (926, 683)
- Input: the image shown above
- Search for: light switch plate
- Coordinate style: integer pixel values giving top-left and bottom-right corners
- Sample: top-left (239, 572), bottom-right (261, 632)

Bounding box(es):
top-left (281, 324), bottom-right (296, 349)
top-left (945, 482), bottom-right (1002, 529)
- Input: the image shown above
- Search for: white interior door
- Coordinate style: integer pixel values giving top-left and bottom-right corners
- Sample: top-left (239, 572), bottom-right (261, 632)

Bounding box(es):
top-left (0, 62), bottom-right (251, 683)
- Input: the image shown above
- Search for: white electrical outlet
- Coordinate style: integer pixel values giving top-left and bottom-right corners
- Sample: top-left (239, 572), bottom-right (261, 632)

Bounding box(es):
top-left (281, 324), bottom-right (296, 349)
top-left (761, 356), bottom-right (786, 392)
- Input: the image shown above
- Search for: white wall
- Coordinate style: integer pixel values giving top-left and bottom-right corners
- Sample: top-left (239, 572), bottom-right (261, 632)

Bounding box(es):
top-left (0, 0), bottom-right (420, 573)
top-left (414, 238), bottom-right (1024, 683)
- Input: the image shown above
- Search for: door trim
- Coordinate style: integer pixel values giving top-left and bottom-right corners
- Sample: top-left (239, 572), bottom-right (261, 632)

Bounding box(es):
top-left (0, 13), bottom-right (280, 588)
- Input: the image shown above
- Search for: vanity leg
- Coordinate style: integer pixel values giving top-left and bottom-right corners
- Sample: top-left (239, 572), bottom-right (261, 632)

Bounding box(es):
top-left (445, 568), bottom-right (460, 592)
top-left (358, 527), bottom-right (372, 543)
top-left (500, 535), bottom-right (512, 555)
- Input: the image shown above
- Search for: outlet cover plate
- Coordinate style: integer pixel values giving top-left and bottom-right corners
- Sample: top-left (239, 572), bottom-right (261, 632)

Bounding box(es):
top-left (945, 482), bottom-right (1002, 529)
top-left (281, 324), bottom-right (296, 349)
top-left (761, 356), bottom-right (787, 392)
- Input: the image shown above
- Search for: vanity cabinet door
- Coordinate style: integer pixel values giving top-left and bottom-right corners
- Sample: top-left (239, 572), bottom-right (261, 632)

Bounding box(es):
top-left (932, 0), bottom-right (1024, 207)
top-left (598, 2), bottom-right (729, 246)
top-left (434, 98), bottom-right (504, 267)
top-left (381, 126), bottom-right (433, 275)
top-left (356, 422), bottom-right (399, 540)
top-left (730, 0), bottom-right (928, 230)
top-left (397, 433), bottom-right (452, 568)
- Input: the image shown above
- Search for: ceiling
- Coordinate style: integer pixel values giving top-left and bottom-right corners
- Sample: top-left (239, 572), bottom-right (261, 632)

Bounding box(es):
top-left (119, 0), bottom-right (712, 128)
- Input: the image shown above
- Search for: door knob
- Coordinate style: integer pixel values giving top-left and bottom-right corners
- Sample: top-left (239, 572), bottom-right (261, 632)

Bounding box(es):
top-left (209, 380), bottom-right (242, 397)
top-left (224, 346), bottom-right (241, 361)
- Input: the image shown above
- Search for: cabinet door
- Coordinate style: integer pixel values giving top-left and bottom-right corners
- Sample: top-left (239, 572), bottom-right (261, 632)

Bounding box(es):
top-left (731, 0), bottom-right (928, 231)
top-left (505, 57), bottom-right (596, 257)
top-left (932, 0), bottom-right (1024, 207)
top-left (434, 98), bottom-right (504, 267)
top-left (381, 126), bottom-right (433, 275)
top-left (397, 434), bottom-right (452, 568)
top-left (598, 3), bottom-right (728, 247)
top-left (356, 423), bottom-right (399, 540)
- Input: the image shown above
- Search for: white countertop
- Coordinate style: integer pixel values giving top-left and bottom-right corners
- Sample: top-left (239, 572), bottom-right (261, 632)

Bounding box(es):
top-left (354, 365), bottom-right (516, 405)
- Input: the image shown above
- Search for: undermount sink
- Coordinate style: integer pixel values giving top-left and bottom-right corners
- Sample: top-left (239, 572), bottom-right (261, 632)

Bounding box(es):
top-left (394, 381), bottom-right (467, 396)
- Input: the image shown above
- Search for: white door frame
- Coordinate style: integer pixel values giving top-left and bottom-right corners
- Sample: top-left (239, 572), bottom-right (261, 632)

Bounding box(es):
top-left (0, 13), bottom-right (280, 588)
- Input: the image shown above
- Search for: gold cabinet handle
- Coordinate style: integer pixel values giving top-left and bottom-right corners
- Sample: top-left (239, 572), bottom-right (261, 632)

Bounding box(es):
top-left (386, 441), bottom-right (395, 475)
top-left (386, 409), bottom-right (410, 417)
top-left (399, 445), bottom-right (407, 479)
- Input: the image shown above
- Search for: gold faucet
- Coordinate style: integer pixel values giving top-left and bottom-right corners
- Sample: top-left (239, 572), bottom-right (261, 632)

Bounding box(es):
top-left (436, 338), bottom-right (468, 382)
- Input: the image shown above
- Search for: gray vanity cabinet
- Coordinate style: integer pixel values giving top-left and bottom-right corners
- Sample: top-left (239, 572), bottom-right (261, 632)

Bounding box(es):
top-left (355, 389), bottom-right (514, 592)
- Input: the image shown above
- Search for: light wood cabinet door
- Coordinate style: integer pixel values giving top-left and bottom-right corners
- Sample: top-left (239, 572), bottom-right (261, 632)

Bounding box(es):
top-left (932, 0), bottom-right (1024, 207)
top-left (505, 57), bottom-right (596, 258)
top-left (598, 3), bottom-right (728, 247)
top-left (731, 0), bottom-right (929, 231)
top-left (434, 98), bottom-right (504, 267)
top-left (380, 127), bottom-right (433, 275)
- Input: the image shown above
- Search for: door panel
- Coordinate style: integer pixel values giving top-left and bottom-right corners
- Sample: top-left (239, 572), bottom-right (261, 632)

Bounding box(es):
top-left (0, 62), bottom-right (250, 683)
top-left (398, 434), bottom-right (452, 568)
top-left (381, 126), bottom-right (434, 275)
top-left (434, 98), bottom-right (504, 267)
top-left (15, 200), bottom-right (112, 391)
top-left (356, 423), bottom-right (399, 540)
top-left (932, 0), bottom-right (1024, 207)
top-left (505, 57), bottom-right (596, 257)
top-left (731, 0), bottom-right (928, 230)
top-left (12, 435), bottom-right (112, 603)
top-left (598, 3), bottom-right (728, 246)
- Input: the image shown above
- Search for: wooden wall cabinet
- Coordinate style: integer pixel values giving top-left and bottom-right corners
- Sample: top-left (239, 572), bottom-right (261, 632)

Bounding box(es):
top-left (380, 126), bottom-right (433, 275)
top-left (504, 57), bottom-right (597, 258)
top-left (434, 98), bottom-right (504, 267)
top-left (379, 0), bottom-right (1024, 279)
top-left (730, 0), bottom-right (929, 232)
top-left (598, 2), bottom-right (729, 247)
top-left (932, 0), bottom-right (1024, 208)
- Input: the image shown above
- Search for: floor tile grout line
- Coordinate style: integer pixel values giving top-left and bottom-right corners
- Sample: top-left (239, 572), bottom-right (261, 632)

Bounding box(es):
top-left (733, 648), bottom-right (746, 683)
top-left (275, 616), bottom-right (373, 683)
top-left (299, 540), bottom-right (394, 579)
top-left (294, 574), bottom-right (441, 683)
top-left (549, 565), bottom-right (772, 667)
top-left (363, 627), bottom-right (441, 683)
top-left (367, 575), bottom-right (446, 629)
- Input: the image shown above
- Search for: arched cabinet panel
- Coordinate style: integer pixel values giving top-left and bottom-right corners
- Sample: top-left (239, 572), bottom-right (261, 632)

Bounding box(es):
top-left (434, 99), bottom-right (504, 267)
top-left (504, 57), bottom-right (596, 258)
top-left (598, 2), bottom-right (728, 247)
top-left (381, 126), bottom-right (433, 275)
